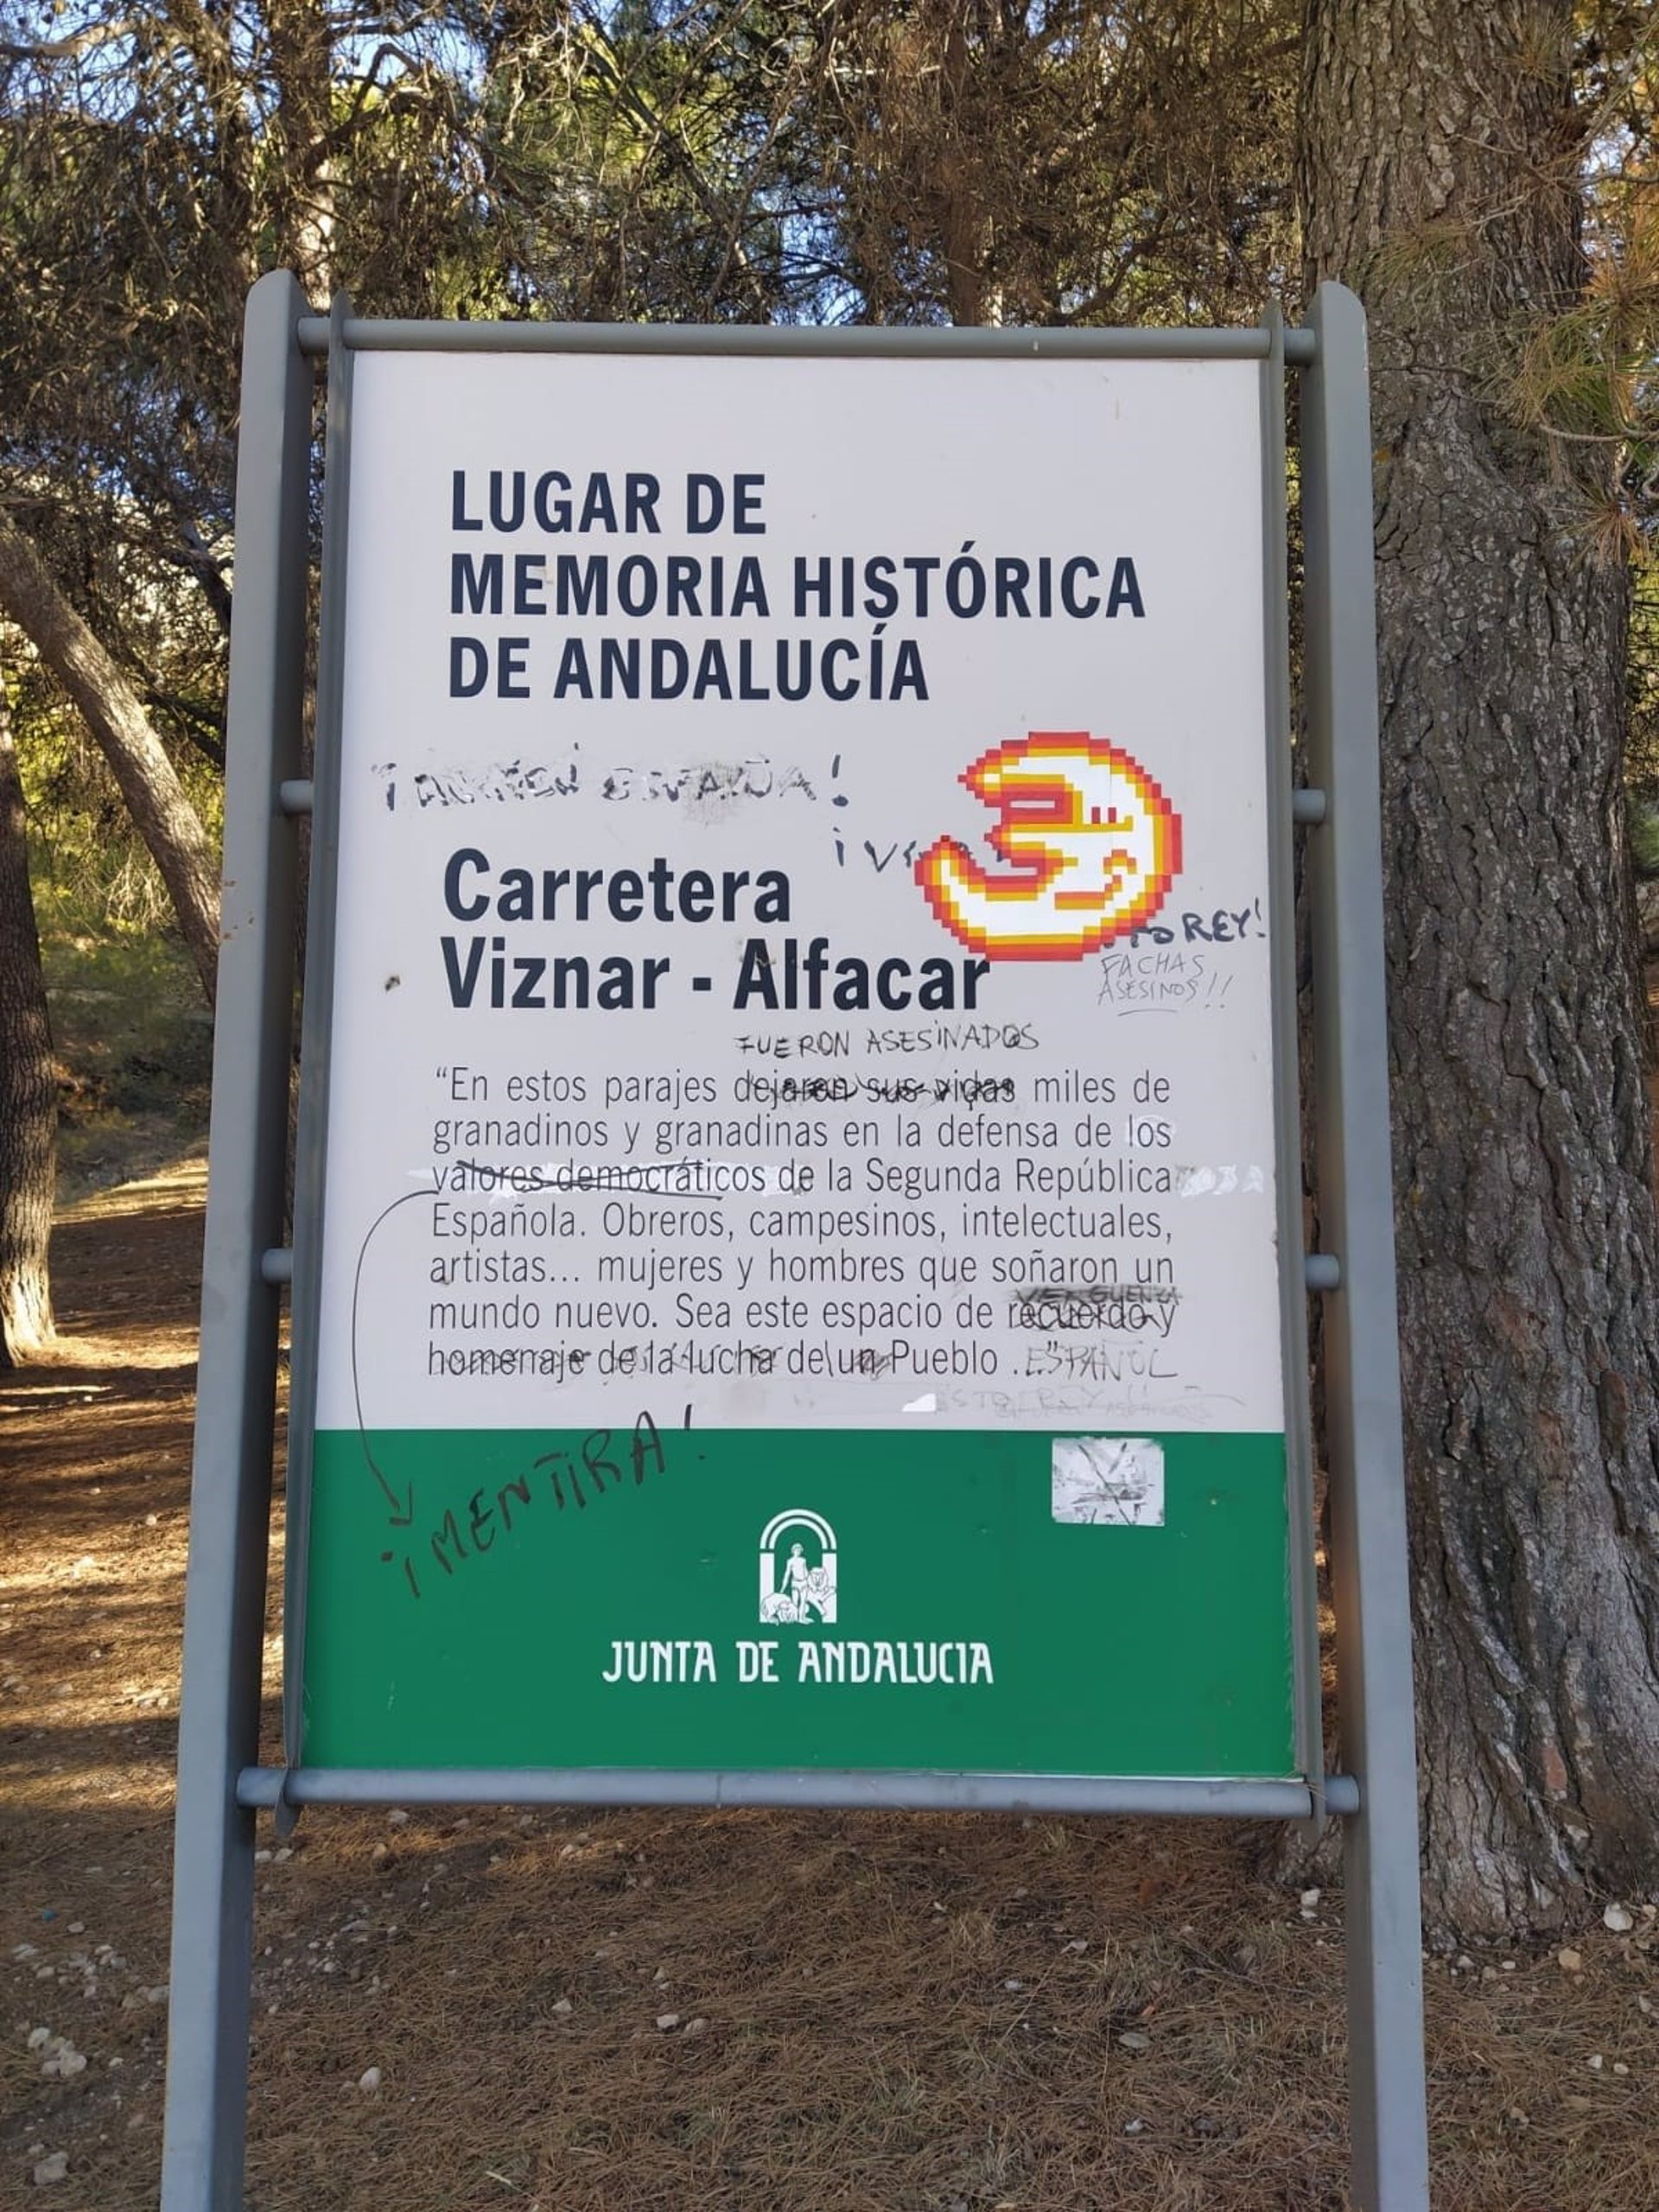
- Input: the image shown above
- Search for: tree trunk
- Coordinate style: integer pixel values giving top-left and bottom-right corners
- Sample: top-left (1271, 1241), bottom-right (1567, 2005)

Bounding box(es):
top-left (0, 680), bottom-right (57, 1367)
top-left (938, 10), bottom-right (998, 328)
top-left (1301, 1), bottom-right (1659, 1934)
top-left (0, 513), bottom-right (219, 1002)
top-left (268, 0), bottom-right (338, 301)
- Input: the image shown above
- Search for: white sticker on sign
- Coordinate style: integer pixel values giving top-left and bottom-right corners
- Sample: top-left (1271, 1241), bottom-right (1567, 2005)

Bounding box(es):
top-left (1051, 1438), bottom-right (1166, 1527)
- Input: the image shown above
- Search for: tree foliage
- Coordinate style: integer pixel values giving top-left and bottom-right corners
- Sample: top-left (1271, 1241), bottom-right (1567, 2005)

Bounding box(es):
top-left (0, 0), bottom-right (1309, 933)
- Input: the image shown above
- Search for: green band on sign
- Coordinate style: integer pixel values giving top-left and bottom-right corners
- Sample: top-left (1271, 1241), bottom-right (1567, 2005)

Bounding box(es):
top-left (302, 1428), bottom-right (1293, 1777)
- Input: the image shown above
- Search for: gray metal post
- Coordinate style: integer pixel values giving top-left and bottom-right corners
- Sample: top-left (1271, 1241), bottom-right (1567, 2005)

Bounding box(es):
top-left (281, 293), bottom-right (355, 1764)
top-left (1300, 281), bottom-right (1431, 2209)
top-left (160, 271), bottom-right (315, 2212)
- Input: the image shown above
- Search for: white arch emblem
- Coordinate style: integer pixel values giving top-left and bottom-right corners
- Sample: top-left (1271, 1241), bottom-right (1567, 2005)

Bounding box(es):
top-left (759, 1509), bottom-right (839, 1625)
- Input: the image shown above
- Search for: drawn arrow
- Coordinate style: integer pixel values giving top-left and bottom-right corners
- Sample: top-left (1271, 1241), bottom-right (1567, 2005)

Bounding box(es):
top-left (362, 1442), bottom-right (415, 1528)
top-left (350, 1185), bottom-right (430, 1528)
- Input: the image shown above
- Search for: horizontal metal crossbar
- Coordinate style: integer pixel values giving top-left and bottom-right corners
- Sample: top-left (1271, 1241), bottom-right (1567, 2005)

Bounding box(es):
top-left (295, 316), bottom-right (1317, 365)
top-left (238, 1766), bottom-right (1360, 1818)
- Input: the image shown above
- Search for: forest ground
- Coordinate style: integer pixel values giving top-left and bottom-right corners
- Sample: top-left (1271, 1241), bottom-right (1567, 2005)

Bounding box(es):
top-left (3, 1090), bottom-right (1659, 2208)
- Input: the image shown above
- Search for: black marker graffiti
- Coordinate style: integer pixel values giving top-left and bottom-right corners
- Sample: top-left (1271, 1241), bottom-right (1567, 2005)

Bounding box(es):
top-left (392, 1407), bottom-right (682, 1602)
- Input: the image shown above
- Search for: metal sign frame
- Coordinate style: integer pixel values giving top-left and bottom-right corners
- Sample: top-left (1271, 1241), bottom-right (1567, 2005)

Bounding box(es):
top-left (299, 312), bottom-right (1310, 1789)
top-left (161, 273), bottom-right (1429, 2210)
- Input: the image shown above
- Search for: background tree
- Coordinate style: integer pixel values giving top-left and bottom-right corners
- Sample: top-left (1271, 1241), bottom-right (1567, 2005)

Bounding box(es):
top-left (5, 0), bottom-right (1657, 1939)
top-left (1301, 0), bottom-right (1659, 1933)
top-left (0, 0), bottom-right (499, 972)
top-left (0, 515), bottom-right (222, 996)
top-left (811, 0), bottom-right (1298, 327)
top-left (0, 671), bottom-right (54, 1365)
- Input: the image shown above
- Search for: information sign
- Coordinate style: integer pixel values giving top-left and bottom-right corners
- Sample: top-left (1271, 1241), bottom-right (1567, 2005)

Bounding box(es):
top-left (296, 353), bottom-right (1297, 1777)
top-left (162, 286), bottom-right (1430, 2212)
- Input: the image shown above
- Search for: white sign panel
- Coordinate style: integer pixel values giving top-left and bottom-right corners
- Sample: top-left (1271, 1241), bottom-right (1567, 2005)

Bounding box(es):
top-left (312, 353), bottom-right (1283, 1434)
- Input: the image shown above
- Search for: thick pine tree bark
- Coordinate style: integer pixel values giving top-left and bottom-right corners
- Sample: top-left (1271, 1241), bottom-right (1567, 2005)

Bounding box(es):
top-left (0, 682), bottom-right (56, 1367)
top-left (0, 513), bottom-right (219, 1001)
top-left (1301, 2), bottom-right (1659, 1933)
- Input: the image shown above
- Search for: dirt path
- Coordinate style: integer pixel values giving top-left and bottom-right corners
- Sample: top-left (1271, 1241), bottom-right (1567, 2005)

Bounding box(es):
top-left (3, 1168), bottom-right (1657, 2209)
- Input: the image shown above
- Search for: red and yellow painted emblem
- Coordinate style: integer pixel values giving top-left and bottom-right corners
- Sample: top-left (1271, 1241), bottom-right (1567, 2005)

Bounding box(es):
top-left (915, 733), bottom-right (1181, 960)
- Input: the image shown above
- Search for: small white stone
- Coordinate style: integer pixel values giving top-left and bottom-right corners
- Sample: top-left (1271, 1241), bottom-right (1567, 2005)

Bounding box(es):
top-left (1122, 2118), bottom-right (1146, 2135)
top-left (655, 2012), bottom-right (680, 2031)
top-left (1614, 2062), bottom-right (1630, 2076)
top-left (32, 2152), bottom-right (68, 2185)
top-left (1300, 1888), bottom-right (1322, 1910)
top-left (1117, 2031), bottom-right (1150, 2051)
top-left (13, 1945), bottom-right (39, 1961)
top-left (56, 2049), bottom-right (87, 2077)
top-left (272, 1847), bottom-right (293, 1864)
top-left (1003, 1979), bottom-right (1025, 1992)
top-left (387, 1809), bottom-right (410, 1827)
top-left (1455, 1955), bottom-right (1474, 1972)
top-left (1558, 1948), bottom-right (1584, 1974)
top-left (358, 2067), bottom-right (383, 2094)
top-left (550, 1999), bottom-right (573, 2015)
top-left (67, 1924), bottom-right (84, 1936)
top-left (1588, 2054), bottom-right (1604, 2071)
top-left (371, 1844), bottom-right (388, 1862)
top-left (254, 1850), bottom-right (272, 1865)
top-left (27, 2027), bottom-right (51, 2050)
top-left (1604, 1904), bottom-right (1636, 1934)
top-left (684, 2018), bottom-right (709, 2035)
